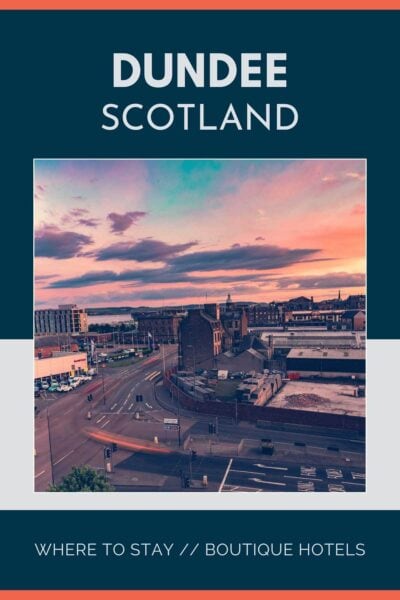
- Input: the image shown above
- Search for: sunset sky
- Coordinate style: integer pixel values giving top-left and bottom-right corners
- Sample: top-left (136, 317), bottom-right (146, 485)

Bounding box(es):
top-left (34, 159), bottom-right (366, 309)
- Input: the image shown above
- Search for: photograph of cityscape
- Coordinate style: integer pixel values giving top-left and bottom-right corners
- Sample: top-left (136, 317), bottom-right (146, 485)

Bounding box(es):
top-left (34, 159), bottom-right (366, 493)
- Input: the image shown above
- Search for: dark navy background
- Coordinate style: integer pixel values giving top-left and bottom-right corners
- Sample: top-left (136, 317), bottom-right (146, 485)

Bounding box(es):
top-left (0, 10), bottom-right (398, 338)
top-left (0, 10), bottom-right (399, 590)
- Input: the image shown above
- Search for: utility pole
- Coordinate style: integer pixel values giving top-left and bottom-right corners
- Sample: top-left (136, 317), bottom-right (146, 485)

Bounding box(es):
top-left (101, 364), bottom-right (106, 405)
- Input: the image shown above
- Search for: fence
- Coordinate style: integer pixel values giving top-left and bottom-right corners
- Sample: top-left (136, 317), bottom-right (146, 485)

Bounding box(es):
top-left (164, 377), bottom-right (365, 433)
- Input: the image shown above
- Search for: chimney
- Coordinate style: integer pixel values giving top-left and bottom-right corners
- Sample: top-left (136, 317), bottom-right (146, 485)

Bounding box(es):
top-left (204, 303), bottom-right (220, 320)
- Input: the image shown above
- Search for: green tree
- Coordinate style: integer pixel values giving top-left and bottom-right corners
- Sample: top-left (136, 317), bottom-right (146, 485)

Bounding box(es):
top-left (49, 465), bottom-right (114, 492)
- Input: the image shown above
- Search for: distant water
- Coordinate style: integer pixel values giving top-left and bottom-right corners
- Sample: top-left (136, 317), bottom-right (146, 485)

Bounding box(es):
top-left (88, 314), bottom-right (133, 325)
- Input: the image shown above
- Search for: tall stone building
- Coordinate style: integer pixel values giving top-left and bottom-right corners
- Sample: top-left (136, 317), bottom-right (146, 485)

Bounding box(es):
top-left (179, 304), bottom-right (223, 370)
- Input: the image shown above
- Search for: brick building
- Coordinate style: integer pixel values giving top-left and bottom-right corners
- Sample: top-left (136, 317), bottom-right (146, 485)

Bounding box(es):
top-left (341, 310), bottom-right (366, 331)
top-left (34, 334), bottom-right (79, 359)
top-left (135, 312), bottom-right (181, 344)
top-left (179, 304), bottom-right (223, 370)
top-left (246, 302), bottom-right (283, 326)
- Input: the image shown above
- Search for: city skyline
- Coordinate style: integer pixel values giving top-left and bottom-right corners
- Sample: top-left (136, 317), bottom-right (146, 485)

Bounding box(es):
top-left (35, 159), bottom-right (366, 309)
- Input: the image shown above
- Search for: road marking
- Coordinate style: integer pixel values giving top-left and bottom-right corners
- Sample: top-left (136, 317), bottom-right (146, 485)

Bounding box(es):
top-left (326, 468), bottom-right (343, 479)
top-left (144, 371), bottom-right (158, 381)
top-left (218, 458), bottom-right (233, 492)
top-left (284, 475), bottom-right (323, 482)
top-left (35, 470), bottom-right (46, 478)
top-left (231, 469), bottom-right (279, 476)
top-left (53, 449), bottom-right (74, 466)
top-left (222, 484), bottom-right (263, 493)
top-left (298, 481), bottom-right (315, 492)
top-left (145, 403), bottom-right (153, 409)
top-left (351, 472), bottom-right (366, 480)
top-left (253, 463), bottom-right (288, 471)
top-left (63, 408), bottom-right (73, 416)
top-left (100, 419), bottom-right (111, 429)
top-left (96, 415), bottom-right (106, 424)
top-left (328, 484), bottom-right (346, 492)
top-left (128, 403), bottom-right (134, 411)
top-left (110, 403), bottom-right (118, 410)
top-left (249, 478), bottom-right (286, 487)
top-left (301, 466), bottom-right (316, 477)
top-left (149, 371), bottom-right (161, 382)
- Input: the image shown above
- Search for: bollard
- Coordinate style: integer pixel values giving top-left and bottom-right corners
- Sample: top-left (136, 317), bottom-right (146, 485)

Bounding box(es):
top-left (202, 475), bottom-right (208, 488)
top-left (154, 436), bottom-right (159, 444)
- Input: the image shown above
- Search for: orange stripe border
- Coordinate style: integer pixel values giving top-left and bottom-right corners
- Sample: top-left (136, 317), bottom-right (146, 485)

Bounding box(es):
top-left (1, 0), bottom-right (400, 8)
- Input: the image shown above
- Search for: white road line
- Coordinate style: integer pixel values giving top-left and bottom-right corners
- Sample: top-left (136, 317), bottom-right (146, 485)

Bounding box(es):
top-left (149, 371), bottom-right (161, 382)
top-left (110, 403), bottom-right (118, 410)
top-left (253, 464), bottom-right (288, 471)
top-left (128, 403), bottom-right (134, 411)
top-left (63, 408), bottom-right (73, 416)
top-left (231, 469), bottom-right (274, 476)
top-left (100, 419), bottom-right (111, 429)
top-left (96, 415), bottom-right (106, 424)
top-left (35, 470), bottom-right (46, 478)
top-left (249, 478), bottom-right (286, 487)
top-left (53, 449), bottom-right (74, 466)
top-left (144, 371), bottom-right (157, 381)
top-left (284, 475), bottom-right (323, 482)
top-left (218, 458), bottom-right (233, 492)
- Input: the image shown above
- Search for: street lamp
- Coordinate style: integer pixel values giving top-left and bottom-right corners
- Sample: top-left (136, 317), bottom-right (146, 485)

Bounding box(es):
top-left (41, 390), bottom-right (54, 486)
top-left (187, 344), bottom-right (196, 398)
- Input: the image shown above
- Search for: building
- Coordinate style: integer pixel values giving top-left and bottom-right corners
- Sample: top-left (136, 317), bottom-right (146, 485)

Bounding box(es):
top-left (220, 294), bottom-right (248, 351)
top-left (341, 310), bottom-right (366, 331)
top-left (34, 351), bottom-right (88, 383)
top-left (284, 296), bottom-right (313, 311)
top-left (34, 334), bottom-right (79, 359)
top-left (246, 302), bottom-right (283, 326)
top-left (260, 329), bottom-right (365, 352)
top-left (286, 348), bottom-right (365, 380)
top-left (344, 295), bottom-right (366, 310)
top-left (179, 304), bottom-right (223, 370)
top-left (236, 372), bottom-right (283, 405)
top-left (35, 304), bottom-right (88, 336)
top-left (284, 309), bottom-right (344, 326)
top-left (134, 312), bottom-right (181, 343)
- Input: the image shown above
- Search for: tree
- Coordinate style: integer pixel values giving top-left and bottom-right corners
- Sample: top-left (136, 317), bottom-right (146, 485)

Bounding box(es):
top-left (49, 465), bottom-right (114, 492)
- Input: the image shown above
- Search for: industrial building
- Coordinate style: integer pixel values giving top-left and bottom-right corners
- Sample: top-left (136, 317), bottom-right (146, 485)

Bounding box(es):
top-left (286, 348), bottom-right (365, 380)
top-left (260, 329), bottom-right (365, 352)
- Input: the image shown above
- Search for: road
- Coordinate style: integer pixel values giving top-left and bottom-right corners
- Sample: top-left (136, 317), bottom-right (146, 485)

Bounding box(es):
top-left (113, 452), bottom-right (365, 492)
top-left (35, 346), bottom-right (179, 490)
top-left (35, 344), bottom-right (365, 492)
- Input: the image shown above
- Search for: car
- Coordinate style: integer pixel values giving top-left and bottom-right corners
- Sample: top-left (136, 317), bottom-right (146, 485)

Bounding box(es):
top-left (48, 384), bottom-right (59, 392)
top-left (41, 382), bottom-right (49, 390)
top-left (59, 384), bottom-right (72, 392)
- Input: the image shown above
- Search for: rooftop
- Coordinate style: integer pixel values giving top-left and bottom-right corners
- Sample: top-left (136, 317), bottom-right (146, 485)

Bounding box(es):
top-left (269, 380), bottom-right (365, 417)
top-left (287, 348), bottom-right (365, 360)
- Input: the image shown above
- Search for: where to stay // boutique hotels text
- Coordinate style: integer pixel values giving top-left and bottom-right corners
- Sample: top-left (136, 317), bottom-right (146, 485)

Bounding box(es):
top-left (101, 52), bottom-right (299, 132)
